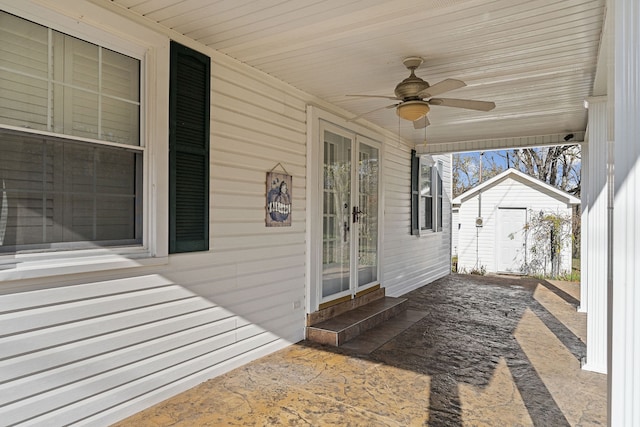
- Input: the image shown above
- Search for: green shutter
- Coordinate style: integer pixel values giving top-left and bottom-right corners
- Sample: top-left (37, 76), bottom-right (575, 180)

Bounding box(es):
top-left (411, 149), bottom-right (419, 235)
top-left (169, 41), bottom-right (210, 253)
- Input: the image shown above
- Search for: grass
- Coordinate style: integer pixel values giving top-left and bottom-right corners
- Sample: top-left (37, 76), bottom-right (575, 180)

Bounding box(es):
top-left (453, 257), bottom-right (581, 282)
top-left (555, 258), bottom-right (581, 282)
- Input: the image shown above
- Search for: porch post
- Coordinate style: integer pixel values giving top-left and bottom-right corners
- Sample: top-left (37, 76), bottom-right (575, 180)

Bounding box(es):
top-left (581, 97), bottom-right (608, 374)
top-left (578, 139), bottom-right (588, 314)
top-left (610, 0), bottom-right (640, 424)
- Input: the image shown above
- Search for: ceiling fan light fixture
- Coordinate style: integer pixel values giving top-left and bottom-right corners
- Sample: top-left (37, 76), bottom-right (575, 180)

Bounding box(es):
top-left (396, 101), bottom-right (430, 121)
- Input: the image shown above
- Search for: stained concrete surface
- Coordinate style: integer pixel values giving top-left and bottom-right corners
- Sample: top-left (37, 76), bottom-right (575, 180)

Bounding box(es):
top-left (113, 274), bottom-right (606, 426)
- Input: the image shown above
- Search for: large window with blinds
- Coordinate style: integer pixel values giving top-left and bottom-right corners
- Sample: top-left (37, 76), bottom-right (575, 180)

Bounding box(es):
top-left (0, 11), bottom-right (142, 252)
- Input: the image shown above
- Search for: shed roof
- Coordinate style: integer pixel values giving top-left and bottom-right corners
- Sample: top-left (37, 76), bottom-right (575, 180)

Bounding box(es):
top-left (452, 168), bottom-right (581, 207)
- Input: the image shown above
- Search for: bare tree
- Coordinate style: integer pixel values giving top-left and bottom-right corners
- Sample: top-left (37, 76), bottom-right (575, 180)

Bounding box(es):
top-left (506, 145), bottom-right (582, 259)
top-left (453, 145), bottom-right (581, 197)
top-left (452, 152), bottom-right (504, 198)
top-left (507, 145), bottom-right (581, 196)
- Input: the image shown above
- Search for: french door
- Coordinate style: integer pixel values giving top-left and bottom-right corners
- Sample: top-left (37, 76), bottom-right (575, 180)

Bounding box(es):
top-left (320, 123), bottom-right (380, 303)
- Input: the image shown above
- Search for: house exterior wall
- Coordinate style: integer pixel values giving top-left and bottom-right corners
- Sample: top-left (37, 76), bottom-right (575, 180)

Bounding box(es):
top-left (456, 175), bottom-right (574, 275)
top-left (383, 149), bottom-right (452, 297)
top-left (0, 4), bottom-right (308, 424)
top-left (0, 1), bottom-right (452, 425)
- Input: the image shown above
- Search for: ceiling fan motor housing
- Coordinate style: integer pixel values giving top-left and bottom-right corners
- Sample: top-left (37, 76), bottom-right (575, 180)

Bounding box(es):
top-left (394, 72), bottom-right (429, 100)
top-left (395, 56), bottom-right (429, 100)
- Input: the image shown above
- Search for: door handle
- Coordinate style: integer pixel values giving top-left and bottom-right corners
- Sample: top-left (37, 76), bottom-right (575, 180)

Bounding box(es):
top-left (343, 222), bottom-right (349, 242)
top-left (352, 206), bottom-right (364, 223)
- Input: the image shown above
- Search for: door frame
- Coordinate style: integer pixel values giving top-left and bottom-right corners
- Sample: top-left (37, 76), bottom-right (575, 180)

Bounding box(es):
top-left (306, 106), bottom-right (384, 313)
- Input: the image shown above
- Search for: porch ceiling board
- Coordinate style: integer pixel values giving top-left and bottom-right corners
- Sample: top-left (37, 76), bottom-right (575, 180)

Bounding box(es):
top-left (110, 0), bottom-right (605, 149)
top-left (416, 131), bottom-right (586, 155)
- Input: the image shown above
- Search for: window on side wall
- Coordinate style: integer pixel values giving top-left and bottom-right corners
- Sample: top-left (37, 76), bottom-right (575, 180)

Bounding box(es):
top-left (436, 159), bottom-right (443, 231)
top-left (411, 151), bottom-right (443, 235)
top-left (0, 11), bottom-right (142, 253)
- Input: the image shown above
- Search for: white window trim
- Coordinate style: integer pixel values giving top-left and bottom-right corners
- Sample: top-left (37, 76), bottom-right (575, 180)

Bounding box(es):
top-left (418, 155), bottom-right (443, 234)
top-left (0, 0), bottom-right (169, 282)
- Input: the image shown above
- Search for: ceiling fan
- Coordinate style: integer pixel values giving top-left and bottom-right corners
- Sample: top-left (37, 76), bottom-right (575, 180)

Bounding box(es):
top-left (347, 57), bottom-right (496, 129)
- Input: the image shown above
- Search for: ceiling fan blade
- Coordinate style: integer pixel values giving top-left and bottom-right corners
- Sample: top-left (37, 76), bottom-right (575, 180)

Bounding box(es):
top-left (347, 103), bottom-right (398, 122)
top-left (413, 115), bottom-right (430, 129)
top-left (417, 78), bottom-right (466, 98)
top-left (346, 94), bottom-right (399, 100)
top-left (429, 98), bottom-right (496, 111)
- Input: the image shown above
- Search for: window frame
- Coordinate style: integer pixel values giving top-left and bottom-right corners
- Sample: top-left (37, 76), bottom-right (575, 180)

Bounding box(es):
top-left (436, 160), bottom-right (444, 232)
top-left (420, 158), bottom-right (434, 231)
top-left (0, 1), bottom-right (170, 280)
top-left (411, 152), bottom-right (443, 235)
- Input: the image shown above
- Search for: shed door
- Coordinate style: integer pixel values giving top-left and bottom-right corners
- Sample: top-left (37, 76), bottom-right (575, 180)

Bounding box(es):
top-left (497, 208), bottom-right (527, 274)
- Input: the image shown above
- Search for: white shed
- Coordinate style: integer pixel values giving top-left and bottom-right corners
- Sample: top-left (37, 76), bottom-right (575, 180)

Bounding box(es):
top-left (452, 168), bottom-right (580, 276)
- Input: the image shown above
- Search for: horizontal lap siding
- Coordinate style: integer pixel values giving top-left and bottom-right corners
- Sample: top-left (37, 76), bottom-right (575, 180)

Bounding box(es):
top-left (458, 196), bottom-right (495, 272)
top-left (382, 146), bottom-right (451, 297)
top-left (0, 50), bottom-right (308, 425)
top-left (181, 54), bottom-right (308, 379)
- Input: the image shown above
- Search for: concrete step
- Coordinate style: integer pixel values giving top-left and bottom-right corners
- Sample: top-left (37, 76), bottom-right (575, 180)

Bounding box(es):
top-left (306, 296), bottom-right (408, 346)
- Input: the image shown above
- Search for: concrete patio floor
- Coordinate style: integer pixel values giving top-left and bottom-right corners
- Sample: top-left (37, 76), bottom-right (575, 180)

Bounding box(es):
top-left (113, 274), bottom-right (607, 426)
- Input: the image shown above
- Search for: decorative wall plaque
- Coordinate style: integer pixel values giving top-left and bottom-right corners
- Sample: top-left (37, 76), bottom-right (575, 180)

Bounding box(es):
top-left (266, 168), bottom-right (292, 227)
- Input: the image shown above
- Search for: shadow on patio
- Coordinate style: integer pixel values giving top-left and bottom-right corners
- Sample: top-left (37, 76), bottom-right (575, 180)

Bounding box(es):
top-left (113, 274), bottom-right (606, 426)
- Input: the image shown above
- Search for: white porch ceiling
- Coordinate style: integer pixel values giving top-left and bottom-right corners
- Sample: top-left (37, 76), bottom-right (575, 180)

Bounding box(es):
top-left (110, 0), bottom-right (606, 148)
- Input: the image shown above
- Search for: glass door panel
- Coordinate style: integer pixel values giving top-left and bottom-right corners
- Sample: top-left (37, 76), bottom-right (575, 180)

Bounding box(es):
top-left (322, 130), bottom-right (352, 299)
top-left (357, 142), bottom-right (379, 287)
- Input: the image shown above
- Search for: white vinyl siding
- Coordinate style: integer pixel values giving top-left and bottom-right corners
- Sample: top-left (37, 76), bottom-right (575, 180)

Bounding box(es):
top-left (383, 147), bottom-right (452, 297)
top-left (0, 275), bottom-right (282, 426)
top-left (0, 7), bottom-right (307, 422)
